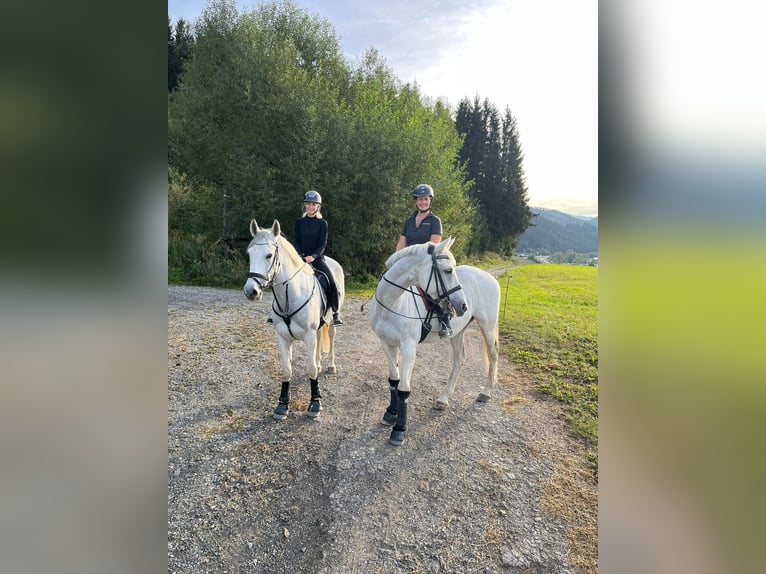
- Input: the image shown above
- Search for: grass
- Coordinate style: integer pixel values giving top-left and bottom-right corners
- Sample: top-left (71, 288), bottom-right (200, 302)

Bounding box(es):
top-left (496, 264), bottom-right (598, 474)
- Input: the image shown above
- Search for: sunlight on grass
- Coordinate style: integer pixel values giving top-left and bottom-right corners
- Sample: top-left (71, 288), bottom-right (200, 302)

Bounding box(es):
top-left (497, 264), bottom-right (598, 463)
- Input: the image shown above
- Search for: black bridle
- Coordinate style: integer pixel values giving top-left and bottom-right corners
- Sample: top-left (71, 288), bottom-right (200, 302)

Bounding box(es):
top-left (247, 240), bottom-right (282, 291)
top-left (247, 240), bottom-right (316, 339)
top-left (376, 244), bottom-right (463, 324)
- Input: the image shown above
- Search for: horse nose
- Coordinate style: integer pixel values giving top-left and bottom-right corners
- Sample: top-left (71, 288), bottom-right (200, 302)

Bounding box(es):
top-left (461, 302), bottom-right (468, 313)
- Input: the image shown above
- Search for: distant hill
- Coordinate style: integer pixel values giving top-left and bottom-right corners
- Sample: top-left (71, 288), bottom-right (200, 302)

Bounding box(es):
top-left (516, 208), bottom-right (598, 255)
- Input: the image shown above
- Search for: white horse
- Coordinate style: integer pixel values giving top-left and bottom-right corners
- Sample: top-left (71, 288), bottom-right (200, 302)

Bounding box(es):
top-left (243, 219), bottom-right (345, 420)
top-left (369, 237), bottom-right (501, 446)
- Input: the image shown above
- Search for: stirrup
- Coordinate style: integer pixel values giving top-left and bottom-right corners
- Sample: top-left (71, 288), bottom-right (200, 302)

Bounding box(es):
top-left (439, 324), bottom-right (452, 338)
top-left (332, 313), bottom-right (344, 326)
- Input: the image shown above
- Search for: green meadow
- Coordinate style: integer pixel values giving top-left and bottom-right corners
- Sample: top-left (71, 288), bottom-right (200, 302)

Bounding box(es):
top-left (496, 263), bottom-right (598, 469)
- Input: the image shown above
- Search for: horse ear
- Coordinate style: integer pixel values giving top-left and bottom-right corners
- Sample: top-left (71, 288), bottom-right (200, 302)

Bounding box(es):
top-left (436, 236), bottom-right (455, 253)
top-left (250, 219), bottom-right (259, 237)
top-left (271, 219), bottom-right (281, 237)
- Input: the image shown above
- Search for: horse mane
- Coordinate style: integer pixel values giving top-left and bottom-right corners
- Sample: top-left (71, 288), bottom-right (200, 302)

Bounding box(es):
top-left (384, 241), bottom-right (453, 269)
top-left (248, 228), bottom-right (313, 275)
top-left (276, 234), bottom-right (314, 275)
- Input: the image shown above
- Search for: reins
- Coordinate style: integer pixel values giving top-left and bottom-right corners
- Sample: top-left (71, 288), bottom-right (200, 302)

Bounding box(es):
top-left (374, 245), bottom-right (463, 337)
top-left (249, 239), bottom-right (321, 339)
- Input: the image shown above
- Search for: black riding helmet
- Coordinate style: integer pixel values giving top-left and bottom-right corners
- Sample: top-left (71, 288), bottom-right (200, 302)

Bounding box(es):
top-left (412, 184), bottom-right (434, 199)
top-left (304, 190), bottom-right (322, 204)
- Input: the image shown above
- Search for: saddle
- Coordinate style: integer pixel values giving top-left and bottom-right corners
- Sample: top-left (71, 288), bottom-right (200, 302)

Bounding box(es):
top-left (312, 268), bottom-right (331, 323)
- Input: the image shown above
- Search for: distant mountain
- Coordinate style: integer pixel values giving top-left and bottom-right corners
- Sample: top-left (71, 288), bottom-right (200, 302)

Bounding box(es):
top-left (516, 208), bottom-right (598, 255)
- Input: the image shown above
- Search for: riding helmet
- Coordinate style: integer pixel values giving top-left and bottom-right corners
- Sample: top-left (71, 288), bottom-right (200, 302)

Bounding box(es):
top-left (412, 184), bottom-right (434, 199)
top-left (303, 190), bottom-right (322, 204)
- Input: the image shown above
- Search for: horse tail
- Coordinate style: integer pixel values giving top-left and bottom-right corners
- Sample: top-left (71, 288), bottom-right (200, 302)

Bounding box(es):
top-left (319, 323), bottom-right (330, 353)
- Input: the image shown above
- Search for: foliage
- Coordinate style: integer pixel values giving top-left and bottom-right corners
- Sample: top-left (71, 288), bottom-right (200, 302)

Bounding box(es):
top-left (497, 263), bottom-right (598, 470)
top-left (168, 16), bottom-right (195, 93)
top-left (455, 97), bottom-right (532, 255)
top-left (168, 230), bottom-right (245, 288)
top-left (168, 0), bottom-right (474, 282)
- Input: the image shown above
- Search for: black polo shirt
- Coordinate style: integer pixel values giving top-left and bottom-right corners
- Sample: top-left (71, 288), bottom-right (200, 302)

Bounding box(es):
top-left (400, 211), bottom-right (442, 246)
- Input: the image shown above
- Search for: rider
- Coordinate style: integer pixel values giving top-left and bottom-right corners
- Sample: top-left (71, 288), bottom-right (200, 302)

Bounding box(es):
top-left (395, 184), bottom-right (452, 338)
top-left (294, 190), bottom-right (343, 326)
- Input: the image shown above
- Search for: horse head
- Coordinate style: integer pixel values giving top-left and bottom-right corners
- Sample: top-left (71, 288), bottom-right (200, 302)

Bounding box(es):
top-left (243, 219), bottom-right (282, 301)
top-left (420, 237), bottom-right (469, 318)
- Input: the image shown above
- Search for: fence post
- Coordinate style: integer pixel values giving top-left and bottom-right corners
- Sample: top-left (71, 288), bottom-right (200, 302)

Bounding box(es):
top-left (502, 274), bottom-right (512, 322)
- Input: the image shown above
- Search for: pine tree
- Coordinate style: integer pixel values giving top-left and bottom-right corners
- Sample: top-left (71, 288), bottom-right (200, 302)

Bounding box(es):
top-left (455, 97), bottom-right (532, 254)
top-left (168, 17), bottom-right (195, 93)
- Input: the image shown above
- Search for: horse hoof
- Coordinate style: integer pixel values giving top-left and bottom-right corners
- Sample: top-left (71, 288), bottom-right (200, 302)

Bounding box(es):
top-left (306, 399), bottom-right (322, 418)
top-left (325, 366), bottom-right (337, 375)
top-left (381, 409), bottom-right (397, 426)
top-left (389, 429), bottom-right (405, 446)
top-left (476, 393), bottom-right (491, 403)
top-left (273, 402), bottom-right (289, 420)
top-left (433, 400), bottom-right (448, 410)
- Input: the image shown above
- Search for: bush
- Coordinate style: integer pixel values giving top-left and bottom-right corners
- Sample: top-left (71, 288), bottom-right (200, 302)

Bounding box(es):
top-left (168, 230), bottom-right (246, 287)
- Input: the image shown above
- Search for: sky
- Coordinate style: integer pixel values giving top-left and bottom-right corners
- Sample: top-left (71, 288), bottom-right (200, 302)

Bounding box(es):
top-left (169, 0), bottom-right (598, 216)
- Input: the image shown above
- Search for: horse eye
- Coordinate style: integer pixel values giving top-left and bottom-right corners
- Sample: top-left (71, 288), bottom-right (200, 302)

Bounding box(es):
top-left (266, 254), bottom-right (273, 259)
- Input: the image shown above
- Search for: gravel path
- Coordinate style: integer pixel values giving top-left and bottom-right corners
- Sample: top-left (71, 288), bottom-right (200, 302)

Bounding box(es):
top-left (168, 285), bottom-right (597, 573)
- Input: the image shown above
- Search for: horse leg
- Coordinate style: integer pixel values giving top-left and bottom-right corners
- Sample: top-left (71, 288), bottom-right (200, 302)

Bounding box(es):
top-left (434, 330), bottom-right (466, 410)
top-left (389, 342), bottom-right (416, 446)
top-left (277, 336), bottom-right (294, 382)
top-left (381, 378), bottom-right (400, 426)
top-left (273, 337), bottom-right (294, 420)
top-left (476, 321), bottom-right (500, 403)
top-left (313, 326), bottom-right (325, 375)
top-left (307, 377), bottom-right (322, 417)
top-left (304, 331), bottom-right (319, 381)
top-left (273, 380), bottom-right (291, 420)
top-left (379, 342), bottom-right (401, 426)
top-left (304, 331), bottom-right (323, 416)
top-left (324, 323), bottom-right (337, 374)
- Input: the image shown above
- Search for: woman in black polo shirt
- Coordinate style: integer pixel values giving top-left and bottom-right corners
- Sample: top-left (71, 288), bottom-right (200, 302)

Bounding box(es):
top-left (395, 184), bottom-right (443, 251)
top-left (395, 184), bottom-right (451, 337)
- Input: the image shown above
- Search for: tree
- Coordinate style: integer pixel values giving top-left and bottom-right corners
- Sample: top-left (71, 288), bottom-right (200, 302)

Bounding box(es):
top-left (168, 17), bottom-right (195, 93)
top-left (455, 97), bottom-right (532, 255)
top-left (168, 1), bottom-right (473, 279)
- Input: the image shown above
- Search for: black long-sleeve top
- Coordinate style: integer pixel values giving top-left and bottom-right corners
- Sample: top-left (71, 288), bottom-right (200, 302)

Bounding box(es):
top-left (294, 216), bottom-right (328, 260)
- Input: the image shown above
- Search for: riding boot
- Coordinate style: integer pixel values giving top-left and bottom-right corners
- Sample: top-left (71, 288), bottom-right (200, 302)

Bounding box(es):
top-left (389, 389), bottom-right (410, 446)
top-left (382, 379), bottom-right (399, 425)
top-left (331, 290), bottom-right (343, 325)
top-left (274, 381), bottom-right (290, 420)
top-left (307, 378), bottom-right (322, 417)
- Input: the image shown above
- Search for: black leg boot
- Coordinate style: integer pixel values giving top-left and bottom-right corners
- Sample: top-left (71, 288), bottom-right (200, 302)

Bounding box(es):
top-left (307, 378), bottom-right (322, 417)
top-left (382, 379), bottom-right (399, 426)
top-left (274, 381), bottom-right (290, 420)
top-left (389, 390), bottom-right (410, 446)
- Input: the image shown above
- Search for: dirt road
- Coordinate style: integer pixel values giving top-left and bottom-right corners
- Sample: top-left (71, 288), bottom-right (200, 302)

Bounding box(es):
top-left (167, 285), bottom-right (597, 573)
